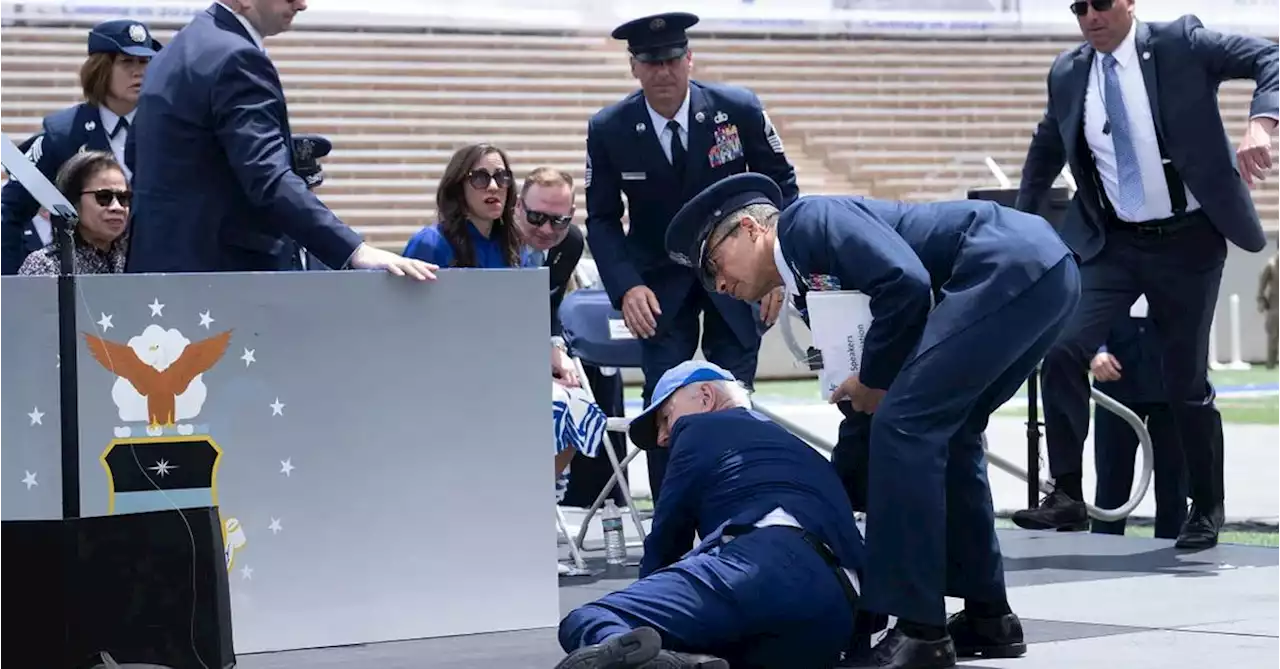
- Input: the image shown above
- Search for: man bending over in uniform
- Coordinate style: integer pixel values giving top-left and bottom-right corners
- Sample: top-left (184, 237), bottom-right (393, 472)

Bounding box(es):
top-left (665, 173), bottom-right (1081, 668)
top-left (556, 361), bottom-right (865, 669)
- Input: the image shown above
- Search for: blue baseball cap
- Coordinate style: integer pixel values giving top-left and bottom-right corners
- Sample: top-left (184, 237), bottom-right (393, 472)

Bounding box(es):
top-left (88, 19), bottom-right (163, 58)
top-left (611, 12), bottom-right (699, 63)
top-left (628, 360), bottom-right (739, 450)
top-left (664, 172), bottom-right (783, 290)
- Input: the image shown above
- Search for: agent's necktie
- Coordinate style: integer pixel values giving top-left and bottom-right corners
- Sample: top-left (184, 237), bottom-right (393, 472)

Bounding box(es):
top-left (1102, 54), bottom-right (1145, 217)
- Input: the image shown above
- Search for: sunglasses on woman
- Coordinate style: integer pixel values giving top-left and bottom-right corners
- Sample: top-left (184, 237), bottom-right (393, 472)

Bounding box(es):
top-left (524, 207), bottom-right (574, 230)
top-left (467, 168), bottom-right (513, 190)
top-left (1070, 0), bottom-right (1114, 16)
top-left (83, 188), bottom-right (132, 207)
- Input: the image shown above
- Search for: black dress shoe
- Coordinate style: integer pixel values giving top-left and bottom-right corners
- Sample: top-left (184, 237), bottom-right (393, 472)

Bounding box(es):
top-left (555, 627), bottom-right (662, 669)
top-left (1011, 489), bottom-right (1088, 531)
top-left (844, 629), bottom-right (956, 668)
top-left (641, 651), bottom-right (729, 669)
top-left (946, 611), bottom-right (1026, 659)
top-left (1175, 504), bottom-right (1225, 550)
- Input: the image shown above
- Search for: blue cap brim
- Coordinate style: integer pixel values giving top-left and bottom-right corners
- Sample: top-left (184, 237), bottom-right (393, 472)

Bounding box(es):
top-left (627, 366), bottom-right (734, 450)
top-left (118, 44), bottom-right (160, 57)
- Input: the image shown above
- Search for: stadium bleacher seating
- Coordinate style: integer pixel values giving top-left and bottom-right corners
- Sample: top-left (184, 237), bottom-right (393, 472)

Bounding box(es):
top-left (2, 24), bottom-right (1276, 252)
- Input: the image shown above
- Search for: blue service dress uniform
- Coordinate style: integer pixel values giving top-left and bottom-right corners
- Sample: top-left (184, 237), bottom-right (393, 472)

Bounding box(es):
top-left (587, 75), bottom-right (797, 497)
top-left (1091, 313), bottom-right (1191, 539)
top-left (2, 106), bottom-right (117, 275)
top-left (559, 407), bottom-right (864, 668)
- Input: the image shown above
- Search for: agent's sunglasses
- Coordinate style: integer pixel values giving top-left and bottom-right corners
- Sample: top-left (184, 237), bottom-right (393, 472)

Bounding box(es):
top-left (83, 188), bottom-right (132, 207)
top-left (1070, 0), bottom-right (1114, 16)
top-left (467, 168), bottom-right (513, 190)
top-left (523, 207), bottom-right (574, 230)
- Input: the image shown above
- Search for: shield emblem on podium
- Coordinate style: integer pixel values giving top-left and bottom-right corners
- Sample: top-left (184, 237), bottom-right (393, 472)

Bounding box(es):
top-left (101, 435), bottom-right (223, 516)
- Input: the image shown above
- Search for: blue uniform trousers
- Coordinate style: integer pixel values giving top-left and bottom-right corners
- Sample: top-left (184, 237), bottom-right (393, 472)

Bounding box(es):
top-left (863, 257), bottom-right (1081, 626)
top-left (641, 285), bottom-right (759, 501)
top-left (1040, 217), bottom-right (1225, 509)
top-left (1091, 403), bottom-right (1189, 539)
top-left (559, 527), bottom-right (854, 669)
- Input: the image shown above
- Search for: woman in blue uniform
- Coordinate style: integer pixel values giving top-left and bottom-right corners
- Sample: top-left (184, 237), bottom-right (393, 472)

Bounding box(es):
top-left (1, 19), bottom-right (161, 274)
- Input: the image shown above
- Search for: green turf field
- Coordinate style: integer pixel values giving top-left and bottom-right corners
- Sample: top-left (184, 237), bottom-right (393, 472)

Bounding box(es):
top-left (625, 368), bottom-right (1279, 424)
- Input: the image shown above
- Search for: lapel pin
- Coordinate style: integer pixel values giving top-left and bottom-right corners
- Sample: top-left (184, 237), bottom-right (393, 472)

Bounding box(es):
top-left (85, 120), bottom-right (96, 131)
top-left (713, 111), bottom-right (728, 124)
top-left (1142, 51), bottom-right (1151, 60)
top-left (636, 122), bottom-right (646, 133)
top-left (695, 111), bottom-right (706, 123)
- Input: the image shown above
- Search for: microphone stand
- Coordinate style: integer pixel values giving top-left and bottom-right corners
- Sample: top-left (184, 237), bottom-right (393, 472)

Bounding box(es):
top-left (52, 206), bottom-right (81, 520)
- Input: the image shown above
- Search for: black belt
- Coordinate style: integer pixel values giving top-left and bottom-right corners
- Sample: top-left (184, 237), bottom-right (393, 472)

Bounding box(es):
top-left (1106, 208), bottom-right (1207, 237)
top-left (723, 524), bottom-right (859, 612)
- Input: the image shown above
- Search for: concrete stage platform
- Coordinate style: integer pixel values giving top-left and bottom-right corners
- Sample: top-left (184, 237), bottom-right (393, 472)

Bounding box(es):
top-left (239, 527), bottom-right (1279, 668)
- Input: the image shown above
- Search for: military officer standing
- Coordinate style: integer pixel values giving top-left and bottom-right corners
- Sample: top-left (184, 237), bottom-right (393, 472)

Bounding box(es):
top-left (585, 12), bottom-right (798, 499)
top-left (665, 173), bottom-right (1082, 668)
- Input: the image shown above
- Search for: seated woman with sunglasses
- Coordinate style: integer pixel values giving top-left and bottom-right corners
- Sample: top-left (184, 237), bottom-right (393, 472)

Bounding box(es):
top-left (18, 151), bottom-right (130, 276)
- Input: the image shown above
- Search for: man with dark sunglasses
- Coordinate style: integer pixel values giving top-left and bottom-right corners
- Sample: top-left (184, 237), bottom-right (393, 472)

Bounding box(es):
top-left (585, 11), bottom-right (799, 502)
top-left (1012, 0), bottom-right (1277, 550)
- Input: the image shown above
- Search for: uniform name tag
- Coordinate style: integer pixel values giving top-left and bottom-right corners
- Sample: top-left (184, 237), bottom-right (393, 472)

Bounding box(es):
top-left (621, 172), bottom-right (647, 181)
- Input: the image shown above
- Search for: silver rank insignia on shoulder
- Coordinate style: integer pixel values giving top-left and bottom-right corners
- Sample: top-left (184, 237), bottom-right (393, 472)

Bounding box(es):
top-left (713, 111), bottom-right (728, 124)
top-left (85, 120), bottom-right (96, 132)
top-left (695, 111), bottom-right (706, 123)
top-left (636, 122), bottom-right (646, 133)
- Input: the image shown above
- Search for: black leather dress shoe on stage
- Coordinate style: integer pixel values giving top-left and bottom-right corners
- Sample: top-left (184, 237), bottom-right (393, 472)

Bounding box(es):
top-left (1011, 489), bottom-right (1089, 531)
top-left (1175, 504), bottom-right (1225, 549)
top-left (946, 611), bottom-right (1027, 659)
top-left (845, 629), bottom-right (956, 668)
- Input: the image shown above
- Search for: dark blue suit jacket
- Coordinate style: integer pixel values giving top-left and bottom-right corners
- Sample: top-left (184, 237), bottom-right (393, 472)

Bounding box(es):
top-left (778, 197), bottom-right (1071, 391)
top-left (585, 81), bottom-right (798, 347)
top-left (1016, 16), bottom-right (1278, 261)
top-left (125, 3), bottom-right (362, 273)
top-left (2, 105), bottom-right (112, 274)
top-left (1094, 315), bottom-right (1167, 405)
top-left (640, 407), bottom-right (865, 580)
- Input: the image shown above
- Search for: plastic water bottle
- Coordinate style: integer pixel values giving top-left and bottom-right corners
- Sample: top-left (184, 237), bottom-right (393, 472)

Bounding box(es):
top-left (602, 499), bottom-right (627, 566)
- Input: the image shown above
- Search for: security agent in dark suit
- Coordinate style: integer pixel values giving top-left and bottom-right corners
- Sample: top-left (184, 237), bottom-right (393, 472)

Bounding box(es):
top-left (666, 173), bottom-right (1082, 668)
top-left (586, 12), bottom-right (799, 502)
top-left (125, 1), bottom-right (432, 280)
top-left (1, 19), bottom-right (160, 274)
top-left (1010, 0), bottom-right (1276, 549)
top-left (557, 361), bottom-right (864, 669)
top-left (1090, 298), bottom-right (1192, 539)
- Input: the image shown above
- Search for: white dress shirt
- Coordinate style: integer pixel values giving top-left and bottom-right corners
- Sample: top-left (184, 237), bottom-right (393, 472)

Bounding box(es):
top-left (646, 90), bottom-right (691, 164)
top-left (1083, 22), bottom-right (1200, 222)
top-left (97, 105), bottom-right (136, 181)
top-left (723, 506), bottom-right (862, 595)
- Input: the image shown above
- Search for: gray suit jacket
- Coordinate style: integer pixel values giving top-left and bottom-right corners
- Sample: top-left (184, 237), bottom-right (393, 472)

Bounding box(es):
top-left (1015, 15), bottom-right (1278, 262)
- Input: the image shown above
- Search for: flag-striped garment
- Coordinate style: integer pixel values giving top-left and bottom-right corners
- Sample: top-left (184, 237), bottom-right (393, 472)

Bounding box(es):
top-left (553, 381), bottom-right (607, 502)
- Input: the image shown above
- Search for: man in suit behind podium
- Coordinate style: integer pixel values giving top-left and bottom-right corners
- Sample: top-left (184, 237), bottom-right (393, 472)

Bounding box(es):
top-left (1011, 0), bottom-right (1277, 549)
top-left (125, 0), bottom-right (433, 279)
top-left (585, 12), bottom-right (799, 500)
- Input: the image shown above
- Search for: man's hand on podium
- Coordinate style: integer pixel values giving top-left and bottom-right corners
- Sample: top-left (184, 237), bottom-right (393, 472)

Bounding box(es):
top-left (349, 243), bottom-right (438, 280)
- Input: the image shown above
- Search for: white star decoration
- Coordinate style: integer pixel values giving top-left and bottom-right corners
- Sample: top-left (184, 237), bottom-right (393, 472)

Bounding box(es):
top-left (270, 398), bottom-right (285, 416)
top-left (97, 312), bottom-right (114, 331)
top-left (28, 407), bottom-right (44, 426)
top-left (22, 471), bottom-right (38, 489)
top-left (280, 458), bottom-right (295, 476)
top-left (199, 310), bottom-right (215, 329)
top-left (241, 348), bottom-right (256, 367)
top-left (149, 459), bottom-right (177, 477)
top-left (268, 518), bottom-right (283, 534)
top-left (148, 298), bottom-right (165, 318)
top-left (240, 565), bottom-right (253, 580)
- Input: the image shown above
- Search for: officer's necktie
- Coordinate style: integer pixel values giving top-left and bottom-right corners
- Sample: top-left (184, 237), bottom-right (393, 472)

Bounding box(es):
top-left (667, 119), bottom-right (686, 180)
top-left (110, 117), bottom-right (129, 140)
top-left (1101, 54), bottom-right (1145, 217)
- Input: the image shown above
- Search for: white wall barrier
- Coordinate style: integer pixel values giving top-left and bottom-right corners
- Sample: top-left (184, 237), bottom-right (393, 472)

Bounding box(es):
top-left (0, 269), bottom-right (560, 654)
